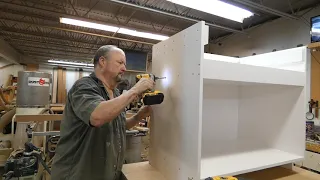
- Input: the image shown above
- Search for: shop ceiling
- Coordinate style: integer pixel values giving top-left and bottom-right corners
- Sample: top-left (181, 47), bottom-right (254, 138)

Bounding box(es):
top-left (0, 0), bottom-right (319, 64)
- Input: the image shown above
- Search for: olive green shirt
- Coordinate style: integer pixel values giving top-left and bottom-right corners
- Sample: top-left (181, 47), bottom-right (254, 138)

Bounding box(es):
top-left (51, 72), bottom-right (127, 180)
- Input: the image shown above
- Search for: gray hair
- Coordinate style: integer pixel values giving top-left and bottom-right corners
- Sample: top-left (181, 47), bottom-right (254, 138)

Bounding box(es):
top-left (93, 45), bottom-right (119, 67)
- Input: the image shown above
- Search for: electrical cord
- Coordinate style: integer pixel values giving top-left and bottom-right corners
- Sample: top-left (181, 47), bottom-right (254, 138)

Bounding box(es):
top-left (3, 171), bottom-right (14, 180)
top-left (34, 152), bottom-right (51, 175)
top-left (24, 142), bottom-right (52, 175)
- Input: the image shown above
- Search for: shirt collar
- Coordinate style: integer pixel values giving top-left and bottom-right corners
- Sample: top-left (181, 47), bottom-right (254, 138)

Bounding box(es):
top-left (89, 72), bottom-right (104, 87)
top-left (90, 72), bottom-right (120, 95)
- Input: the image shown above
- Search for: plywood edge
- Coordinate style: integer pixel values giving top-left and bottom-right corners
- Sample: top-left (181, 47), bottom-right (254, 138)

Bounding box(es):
top-left (15, 114), bottom-right (63, 122)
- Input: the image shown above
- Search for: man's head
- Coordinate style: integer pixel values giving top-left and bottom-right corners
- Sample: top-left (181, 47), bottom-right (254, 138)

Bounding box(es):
top-left (93, 45), bottom-right (127, 83)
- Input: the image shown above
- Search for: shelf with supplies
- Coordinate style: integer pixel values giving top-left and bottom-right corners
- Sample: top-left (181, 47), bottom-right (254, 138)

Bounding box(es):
top-left (306, 118), bottom-right (320, 154)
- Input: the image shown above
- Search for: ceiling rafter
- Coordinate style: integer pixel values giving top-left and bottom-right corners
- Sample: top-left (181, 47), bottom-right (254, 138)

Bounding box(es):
top-left (0, 27), bottom-right (152, 52)
top-left (0, 0), bottom-right (179, 34)
top-left (14, 44), bottom-right (95, 55)
top-left (231, 0), bottom-right (299, 20)
top-left (4, 37), bottom-right (100, 51)
top-left (107, 0), bottom-right (246, 34)
top-left (23, 50), bottom-right (92, 60)
top-left (0, 16), bottom-right (156, 45)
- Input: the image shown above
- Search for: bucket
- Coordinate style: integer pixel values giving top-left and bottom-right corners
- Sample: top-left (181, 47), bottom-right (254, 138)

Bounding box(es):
top-left (125, 130), bottom-right (142, 164)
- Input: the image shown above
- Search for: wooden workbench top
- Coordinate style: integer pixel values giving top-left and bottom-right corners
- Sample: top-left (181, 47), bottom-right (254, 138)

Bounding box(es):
top-left (122, 162), bottom-right (320, 180)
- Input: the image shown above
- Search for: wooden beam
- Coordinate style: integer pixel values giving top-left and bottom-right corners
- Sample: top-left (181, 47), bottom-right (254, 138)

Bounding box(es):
top-left (308, 42), bottom-right (320, 50)
top-left (15, 114), bottom-right (63, 122)
top-left (25, 64), bottom-right (39, 71)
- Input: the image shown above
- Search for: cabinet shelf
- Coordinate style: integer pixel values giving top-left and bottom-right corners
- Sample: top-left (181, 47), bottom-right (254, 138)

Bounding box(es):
top-left (201, 149), bottom-right (303, 179)
top-left (202, 58), bottom-right (305, 87)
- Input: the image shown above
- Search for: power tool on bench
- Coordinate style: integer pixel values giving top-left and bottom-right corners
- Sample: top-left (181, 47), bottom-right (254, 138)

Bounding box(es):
top-left (136, 73), bottom-right (165, 105)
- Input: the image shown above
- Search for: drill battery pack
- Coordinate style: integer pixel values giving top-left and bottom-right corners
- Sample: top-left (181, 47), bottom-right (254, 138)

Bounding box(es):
top-left (142, 91), bottom-right (164, 105)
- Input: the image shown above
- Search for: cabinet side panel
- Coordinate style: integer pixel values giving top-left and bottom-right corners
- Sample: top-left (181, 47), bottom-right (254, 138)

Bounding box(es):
top-left (201, 82), bottom-right (239, 158)
top-left (149, 21), bottom-right (208, 180)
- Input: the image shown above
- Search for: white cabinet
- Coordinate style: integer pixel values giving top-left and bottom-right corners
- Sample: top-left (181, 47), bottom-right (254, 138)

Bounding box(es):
top-left (302, 151), bottom-right (320, 172)
top-left (149, 21), bottom-right (309, 180)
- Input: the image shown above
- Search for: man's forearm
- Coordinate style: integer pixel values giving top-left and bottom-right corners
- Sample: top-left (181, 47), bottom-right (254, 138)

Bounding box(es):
top-left (126, 115), bottom-right (141, 129)
top-left (90, 89), bottom-right (138, 127)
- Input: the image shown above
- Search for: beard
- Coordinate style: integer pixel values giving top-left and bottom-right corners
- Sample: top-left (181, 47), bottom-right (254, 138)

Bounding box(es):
top-left (116, 73), bottom-right (123, 82)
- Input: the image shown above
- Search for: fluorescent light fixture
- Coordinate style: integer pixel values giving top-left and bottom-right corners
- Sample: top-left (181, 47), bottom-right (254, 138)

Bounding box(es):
top-left (48, 60), bottom-right (93, 67)
top-left (166, 0), bottom-right (254, 23)
top-left (118, 28), bottom-right (168, 41)
top-left (45, 63), bottom-right (94, 70)
top-left (60, 17), bottom-right (119, 32)
top-left (59, 17), bottom-right (169, 41)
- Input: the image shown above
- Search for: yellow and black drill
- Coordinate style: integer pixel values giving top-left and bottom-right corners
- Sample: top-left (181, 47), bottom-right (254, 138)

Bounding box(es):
top-left (205, 177), bottom-right (238, 180)
top-left (136, 73), bottom-right (165, 105)
top-left (206, 177), bottom-right (250, 180)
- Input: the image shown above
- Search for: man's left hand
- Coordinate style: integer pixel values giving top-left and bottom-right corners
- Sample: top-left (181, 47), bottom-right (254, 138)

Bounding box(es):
top-left (135, 105), bottom-right (152, 121)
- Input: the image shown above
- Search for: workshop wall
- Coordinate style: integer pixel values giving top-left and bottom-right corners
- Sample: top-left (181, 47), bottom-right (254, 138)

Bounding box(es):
top-left (38, 62), bottom-right (150, 98)
top-left (0, 62), bottom-right (24, 87)
top-left (210, 7), bottom-right (320, 57)
top-left (0, 58), bottom-right (10, 67)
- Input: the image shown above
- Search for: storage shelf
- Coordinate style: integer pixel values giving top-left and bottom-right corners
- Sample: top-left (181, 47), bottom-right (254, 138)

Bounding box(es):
top-left (200, 149), bottom-right (303, 179)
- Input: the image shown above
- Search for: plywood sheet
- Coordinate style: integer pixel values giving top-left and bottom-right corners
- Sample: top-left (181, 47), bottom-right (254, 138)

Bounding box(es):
top-left (25, 64), bottom-right (39, 71)
top-left (57, 68), bottom-right (67, 104)
top-left (52, 69), bottom-right (58, 104)
top-left (240, 166), bottom-right (320, 180)
top-left (150, 21), bottom-right (208, 180)
top-left (122, 162), bottom-right (320, 180)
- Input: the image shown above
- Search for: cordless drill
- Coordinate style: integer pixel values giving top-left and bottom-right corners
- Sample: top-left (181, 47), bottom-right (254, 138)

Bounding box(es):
top-left (205, 177), bottom-right (238, 180)
top-left (136, 74), bottom-right (165, 105)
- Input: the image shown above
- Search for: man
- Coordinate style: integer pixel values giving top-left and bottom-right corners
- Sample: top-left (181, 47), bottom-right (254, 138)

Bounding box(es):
top-left (51, 45), bottom-right (154, 180)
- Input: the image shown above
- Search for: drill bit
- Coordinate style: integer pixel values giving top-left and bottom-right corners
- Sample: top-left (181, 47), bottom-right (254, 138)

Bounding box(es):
top-left (155, 77), bottom-right (166, 80)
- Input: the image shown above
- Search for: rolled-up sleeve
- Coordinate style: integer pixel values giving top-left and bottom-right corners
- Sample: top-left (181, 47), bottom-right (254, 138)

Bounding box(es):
top-left (69, 82), bottom-right (105, 126)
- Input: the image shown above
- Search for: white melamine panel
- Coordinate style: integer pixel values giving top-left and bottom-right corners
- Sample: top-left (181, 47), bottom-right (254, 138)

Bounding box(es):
top-left (0, 64), bottom-right (25, 87)
top-left (239, 85), bottom-right (305, 157)
top-left (202, 59), bottom-right (305, 86)
top-left (303, 151), bottom-right (320, 172)
top-left (201, 82), bottom-right (305, 178)
top-left (150, 21), bottom-right (208, 180)
top-left (201, 149), bottom-right (302, 179)
top-left (239, 47), bottom-right (307, 72)
top-left (66, 69), bottom-right (78, 92)
top-left (204, 53), bottom-right (240, 63)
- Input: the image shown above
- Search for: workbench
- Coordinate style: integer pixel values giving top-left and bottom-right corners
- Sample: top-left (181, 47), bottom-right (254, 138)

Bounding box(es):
top-left (50, 104), bottom-right (65, 114)
top-left (122, 162), bottom-right (320, 180)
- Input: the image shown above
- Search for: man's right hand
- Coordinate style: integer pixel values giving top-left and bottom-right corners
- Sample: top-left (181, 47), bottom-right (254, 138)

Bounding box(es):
top-left (131, 78), bottom-right (155, 95)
